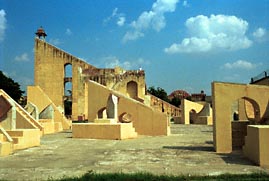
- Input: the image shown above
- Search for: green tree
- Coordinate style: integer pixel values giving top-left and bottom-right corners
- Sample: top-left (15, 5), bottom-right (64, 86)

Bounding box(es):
top-left (147, 86), bottom-right (169, 102)
top-left (0, 71), bottom-right (24, 102)
top-left (169, 97), bottom-right (181, 107)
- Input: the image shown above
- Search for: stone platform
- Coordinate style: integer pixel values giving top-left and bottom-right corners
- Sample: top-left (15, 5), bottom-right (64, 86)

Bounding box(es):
top-left (72, 122), bottom-right (137, 140)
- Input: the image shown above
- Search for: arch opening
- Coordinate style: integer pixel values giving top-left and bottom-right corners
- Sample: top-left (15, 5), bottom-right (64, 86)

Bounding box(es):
top-left (189, 109), bottom-right (197, 124)
top-left (64, 63), bottom-right (72, 78)
top-left (64, 64), bottom-right (72, 118)
top-left (127, 81), bottom-right (138, 99)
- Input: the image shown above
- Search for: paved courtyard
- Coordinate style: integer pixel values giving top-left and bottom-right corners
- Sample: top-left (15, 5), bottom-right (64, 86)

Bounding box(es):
top-left (0, 124), bottom-right (268, 180)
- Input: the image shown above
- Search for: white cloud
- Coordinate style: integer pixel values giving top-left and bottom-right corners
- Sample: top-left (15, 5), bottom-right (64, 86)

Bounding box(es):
top-left (104, 8), bottom-right (126, 27)
top-left (104, 56), bottom-right (131, 69)
top-left (15, 53), bottom-right (30, 62)
top-left (49, 38), bottom-right (62, 45)
top-left (117, 16), bottom-right (126, 27)
top-left (253, 27), bottom-right (269, 42)
top-left (223, 60), bottom-right (260, 70)
top-left (112, 8), bottom-right (118, 17)
top-left (0, 9), bottom-right (7, 42)
top-left (164, 14), bottom-right (252, 54)
top-left (103, 56), bottom-right (150, 70)
top-left (182, 1), bottom-right (190, 7)
top-left (65, 28), bottom-right (72, 35)
top-left (123, 0), bottom-right (179, 42)
top-left (123, 31), bottom-right (144, 42)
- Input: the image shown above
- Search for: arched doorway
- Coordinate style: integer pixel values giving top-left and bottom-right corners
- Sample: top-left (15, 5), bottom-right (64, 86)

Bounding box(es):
top-left (127, 81), bottom-right (138, 99)
top-left (189, 109), bottom-right (197, 124)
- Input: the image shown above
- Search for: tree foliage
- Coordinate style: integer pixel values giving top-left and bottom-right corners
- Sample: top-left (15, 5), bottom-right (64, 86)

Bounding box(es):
top-left (0, 71), bottom-right (24, 102)
top-left (147, 86), bottom-right (185, 107)
top-left (147, 86), bottom-right (169, 102)
top-left (169, 97), bottom-right (181, 107)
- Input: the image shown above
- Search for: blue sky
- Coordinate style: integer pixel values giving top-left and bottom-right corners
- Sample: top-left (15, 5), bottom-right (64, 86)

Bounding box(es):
top-left (0, 0), bottom-right (269, 95)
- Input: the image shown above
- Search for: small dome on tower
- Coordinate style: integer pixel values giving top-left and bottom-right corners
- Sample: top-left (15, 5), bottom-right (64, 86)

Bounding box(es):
top-left (35, 26), bottom-right (47, 39)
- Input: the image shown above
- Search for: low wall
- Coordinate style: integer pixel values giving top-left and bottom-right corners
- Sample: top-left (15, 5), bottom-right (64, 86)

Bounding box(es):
top-left (72, 123), bottom-right (137, 140)
top-left (243, 125), bottom-right (269, 168)
top-left (193, 116), bottom-right (212, 125)
top-left (173, 116), bottom-right (182, 124)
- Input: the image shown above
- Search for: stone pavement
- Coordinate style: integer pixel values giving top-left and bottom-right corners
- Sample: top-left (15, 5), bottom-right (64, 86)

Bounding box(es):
top-left (0, 124), bottom-right (267, 180)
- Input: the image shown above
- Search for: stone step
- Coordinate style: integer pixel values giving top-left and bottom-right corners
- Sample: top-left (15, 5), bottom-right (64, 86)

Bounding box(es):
top-left (6, 130), bottom-right (24, 137)
top-left (12, 137), bottom-right (24, 144)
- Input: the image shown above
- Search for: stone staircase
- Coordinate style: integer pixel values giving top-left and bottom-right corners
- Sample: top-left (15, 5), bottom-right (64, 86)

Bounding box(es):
top-left (0, 90), bottom-right (44, 136)
top-left (6, 131), bottom-right (23, 150)
top-left (6, 129), bottom-right (40, 150)
top-left (121, 123), bottom-right (138, 139)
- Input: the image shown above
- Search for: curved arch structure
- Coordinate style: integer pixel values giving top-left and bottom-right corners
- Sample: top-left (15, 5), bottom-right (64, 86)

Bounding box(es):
top-left (212, 82), bottom-right (269, 153)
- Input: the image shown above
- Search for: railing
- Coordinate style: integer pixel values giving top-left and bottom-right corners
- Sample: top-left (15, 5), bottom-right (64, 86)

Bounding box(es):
top-left (251, 69), bottom-right (269, 83)
top-left (86, 70), bottom-right (145, 86)
top-left (147, 93), bottom-right (181, 117)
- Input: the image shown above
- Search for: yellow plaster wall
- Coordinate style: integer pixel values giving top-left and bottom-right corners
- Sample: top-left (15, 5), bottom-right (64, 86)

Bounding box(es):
top-left (39, 119), bottom-right (55, 134)
top-left (243, 125), bottom-right (269, 168)
top-left (87, 81), bottom-right (170, 136)
top-left (238, 99), bottom-right (248, 120)
top-left (212, 82), bottom-right (269, 153)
